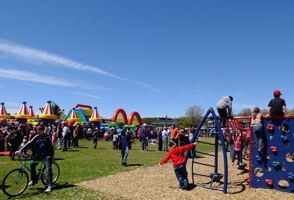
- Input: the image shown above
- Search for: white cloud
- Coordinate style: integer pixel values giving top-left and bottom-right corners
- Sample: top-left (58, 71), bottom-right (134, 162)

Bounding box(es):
top-left (74, 91), bottom-right (104, 99)
top-left (0, 41), bottom-right (161, 92)
top-left (0, 68), bottom-right (76, 87)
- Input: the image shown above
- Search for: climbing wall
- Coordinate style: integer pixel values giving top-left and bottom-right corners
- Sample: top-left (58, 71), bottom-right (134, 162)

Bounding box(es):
top-left (250, 117), bottom-right (294, 193)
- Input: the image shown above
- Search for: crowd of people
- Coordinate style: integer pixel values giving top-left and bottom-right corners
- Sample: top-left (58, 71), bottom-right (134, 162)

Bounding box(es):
top-left (0, 89), bottom-right (290, 193)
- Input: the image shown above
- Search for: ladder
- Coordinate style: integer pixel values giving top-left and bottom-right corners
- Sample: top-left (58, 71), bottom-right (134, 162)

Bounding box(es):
top-left (186, 107), bottom-right (228, 193)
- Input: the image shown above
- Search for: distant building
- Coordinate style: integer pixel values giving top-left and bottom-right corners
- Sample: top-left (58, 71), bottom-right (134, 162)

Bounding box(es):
top-left (151, 117), bottom-right (179, 128)
top-left (102, 118), bottom-right (112, 125)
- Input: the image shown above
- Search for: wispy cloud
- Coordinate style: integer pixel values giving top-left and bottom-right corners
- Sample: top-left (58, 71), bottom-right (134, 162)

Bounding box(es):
top-left (0, 68), bottom-right (76, 87)
top-left (0, 41), bottom-right (161, 92)
top-left (74, 91), bottom-right (104, 99)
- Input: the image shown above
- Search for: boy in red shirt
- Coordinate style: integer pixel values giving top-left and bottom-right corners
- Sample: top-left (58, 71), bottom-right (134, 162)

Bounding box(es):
top-left (158, 141), bottom-right (197, 190)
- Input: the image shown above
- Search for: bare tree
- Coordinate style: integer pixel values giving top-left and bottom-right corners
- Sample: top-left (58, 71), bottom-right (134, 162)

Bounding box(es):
top-left (185, 105), bottom-right (204, 127)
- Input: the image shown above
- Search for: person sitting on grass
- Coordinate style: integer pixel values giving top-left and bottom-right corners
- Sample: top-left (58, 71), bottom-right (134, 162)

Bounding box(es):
top-left (158, 141), bottom-right (198, 190)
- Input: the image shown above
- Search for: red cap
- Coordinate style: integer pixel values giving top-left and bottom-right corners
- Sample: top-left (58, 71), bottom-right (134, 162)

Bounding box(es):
top-left (273, 90), bottom-right (282, 95)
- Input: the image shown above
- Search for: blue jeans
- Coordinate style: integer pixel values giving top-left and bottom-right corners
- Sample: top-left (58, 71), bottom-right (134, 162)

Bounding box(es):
top-left (31, 155), bottom-right (53, 186)
top-left (174, 164), bottom-right (188, 189)
top-left (230, 143), bottom-right (235, 160)
top-left (62, 138), bottom-right (68, 151)
top-left (252, 125), bottom-right (263, 150)
top-left (141, 138), bottom-right (148, 150)
top-left (121, 146), bottom-right (129, 163)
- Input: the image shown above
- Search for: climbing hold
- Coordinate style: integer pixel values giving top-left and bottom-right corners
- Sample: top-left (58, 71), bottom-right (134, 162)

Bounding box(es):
top-left (270, 146), bottom-right (278, 152)
top-left (265, 179), bottom-right (273, 185)
top-left (288, 173), bottom-right (294, 180)
top-left (272, 161), bottom-right (280, 167)
top-left (267, 124), bottom-right (274, 130)
top-left (256, 155), bottom-right (262, 161)
top-left (280, 135), bottom-right (288, 141)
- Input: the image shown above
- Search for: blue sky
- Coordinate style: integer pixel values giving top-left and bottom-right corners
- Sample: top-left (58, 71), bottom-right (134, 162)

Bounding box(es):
top-left (0, 0), bottom-right (294, 118)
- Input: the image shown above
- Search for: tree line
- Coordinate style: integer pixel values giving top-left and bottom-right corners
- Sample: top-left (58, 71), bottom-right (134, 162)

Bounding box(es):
top-left (142, 105), bottom-right (294, 129)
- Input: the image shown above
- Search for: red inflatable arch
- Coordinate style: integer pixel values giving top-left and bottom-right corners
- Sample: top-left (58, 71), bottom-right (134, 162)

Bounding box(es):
top-left (74, 104), bottom-right (92, 109)
top-left (127, 111), bottom-right (142, 125)
top-left (112, 108), bottom-right (128, 123)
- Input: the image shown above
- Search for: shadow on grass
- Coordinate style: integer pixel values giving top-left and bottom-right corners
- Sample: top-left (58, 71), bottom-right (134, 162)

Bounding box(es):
top-left (75, 146), bottom-right (89, 149)
top-left (125, 164), bottom-right (143, 167)
top-left (53, 158), bottom-right (65, 161)
top-left (53, 182), bottom-right (77, 190)
top-left (65, 149), bottom-right (79, 152)
top-left (5, 183), bottom-right (77, 199)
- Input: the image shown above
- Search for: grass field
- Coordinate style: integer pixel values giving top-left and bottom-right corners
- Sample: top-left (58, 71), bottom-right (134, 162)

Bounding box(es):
top-left (0, 137), bottom-right (217, 200)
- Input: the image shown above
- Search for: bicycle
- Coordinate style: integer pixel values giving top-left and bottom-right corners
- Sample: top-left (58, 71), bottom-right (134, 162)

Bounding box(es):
top-left (1, 153), bottom-right (60, 197)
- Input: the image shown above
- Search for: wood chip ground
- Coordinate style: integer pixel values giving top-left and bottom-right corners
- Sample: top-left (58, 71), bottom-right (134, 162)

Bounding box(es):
top-left (78, 153), bottom-right (293, 200)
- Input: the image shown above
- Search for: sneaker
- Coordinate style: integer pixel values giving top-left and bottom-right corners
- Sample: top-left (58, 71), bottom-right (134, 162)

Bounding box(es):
top-left (122, 161), bottom-right (127, 166)
top-left (45, 186), bottom-right (52, 192)
top-left (28, 181), bottom-right (36, 187)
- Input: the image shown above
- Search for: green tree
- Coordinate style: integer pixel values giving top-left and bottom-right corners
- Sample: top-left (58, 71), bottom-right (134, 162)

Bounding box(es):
top-left (288, 108), bottom-right (294, 115)
top-left (237, 108), bottom-right (252, 116)
top-left (177, 116), bottom-right (193, 128)
top-left (261, 109), bottom-right (268, 116)
top-left (142, 117), bottom-right (158, 125)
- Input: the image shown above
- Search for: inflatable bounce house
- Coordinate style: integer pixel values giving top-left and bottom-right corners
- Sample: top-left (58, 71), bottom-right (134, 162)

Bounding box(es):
top-left (62, 104), bottom-right (102, 127)
top-left (0, 102), bottom-right (10, 126)
top-left (0, 100), bottom-right (64, 125)
top-left (109, 108), bottom-right (142, 129)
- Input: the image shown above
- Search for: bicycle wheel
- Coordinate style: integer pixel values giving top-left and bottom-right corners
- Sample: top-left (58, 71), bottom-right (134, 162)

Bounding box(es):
top-left (1, 168), bottom-right (29, 197)
top-left (41, 162), bottom-right (60, 185)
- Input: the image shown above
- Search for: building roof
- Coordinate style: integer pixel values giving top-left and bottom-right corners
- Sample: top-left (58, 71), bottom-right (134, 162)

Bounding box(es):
top-left (151, 119), bottom-right (178, 127)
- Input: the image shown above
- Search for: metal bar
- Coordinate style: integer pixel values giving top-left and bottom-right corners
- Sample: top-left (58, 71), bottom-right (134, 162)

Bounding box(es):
top-left (195, 151), bottom-right (215, 157)
top-left (193, 173), bottom-right (212, 178)
top-left (197, 141), bottom-right (215, 146)
top-left (193, 162), bottom-right (215, 168)
top-left (195, 185), bottom-right (224, 192)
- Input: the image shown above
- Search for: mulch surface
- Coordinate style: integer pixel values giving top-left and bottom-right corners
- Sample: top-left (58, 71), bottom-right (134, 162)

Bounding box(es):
top-left (78, 153), bottom-right (293, 200)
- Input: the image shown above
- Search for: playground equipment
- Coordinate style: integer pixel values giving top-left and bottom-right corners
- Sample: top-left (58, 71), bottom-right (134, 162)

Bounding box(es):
top-left (188, 107), bottom-right (228, 193)
top-left (250, 116), bottom-right (294, 193)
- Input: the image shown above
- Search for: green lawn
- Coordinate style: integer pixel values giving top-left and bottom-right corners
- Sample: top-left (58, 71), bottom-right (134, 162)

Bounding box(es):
top-left (0, 137), bottom-right (217, 200)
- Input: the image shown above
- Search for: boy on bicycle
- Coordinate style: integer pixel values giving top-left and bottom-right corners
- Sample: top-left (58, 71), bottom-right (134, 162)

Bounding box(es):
top-left (16, 124), bottom-right (54, 192)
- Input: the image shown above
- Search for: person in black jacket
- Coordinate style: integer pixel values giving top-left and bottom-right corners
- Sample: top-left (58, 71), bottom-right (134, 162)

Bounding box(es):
top-left (9, 127), bottom-right (23, 160)
top-left (16, 124), bottom-right (54, 193)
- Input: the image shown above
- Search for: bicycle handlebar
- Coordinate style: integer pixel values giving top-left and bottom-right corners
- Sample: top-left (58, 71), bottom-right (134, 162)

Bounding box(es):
top-left (16, 153), bottom-right (33, 160)
top-left (16, 153), bottom-right (29, 157)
